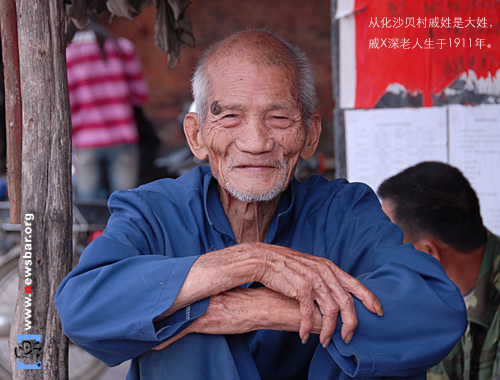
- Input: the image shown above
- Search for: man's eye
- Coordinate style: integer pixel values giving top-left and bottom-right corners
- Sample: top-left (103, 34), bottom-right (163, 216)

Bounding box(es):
top-left (268, 115), bottom-right (292, 128)
top-left (219, 114), bottom-right (240, 127)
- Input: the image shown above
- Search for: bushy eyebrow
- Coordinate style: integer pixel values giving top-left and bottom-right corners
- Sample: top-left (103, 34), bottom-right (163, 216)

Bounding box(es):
top-left (214, 102), bottom-right (242, 112)
top-left (214, 100), bottom-right (299, 113)
top-left (267, 101), bottom-right (299, 111)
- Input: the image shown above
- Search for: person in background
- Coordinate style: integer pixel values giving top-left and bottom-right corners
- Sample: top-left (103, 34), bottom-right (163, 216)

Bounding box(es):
top-left (66, 18), bottom-right (149, 200)
top-left (378, 161), bottom-right (500, 380)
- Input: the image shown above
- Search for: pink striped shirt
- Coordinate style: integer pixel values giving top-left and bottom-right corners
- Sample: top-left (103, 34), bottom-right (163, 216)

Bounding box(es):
top-left (66, 31), bottom-right (149, 149)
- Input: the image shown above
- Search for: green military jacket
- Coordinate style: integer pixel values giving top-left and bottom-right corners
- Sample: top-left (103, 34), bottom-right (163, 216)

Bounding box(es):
top-left (428, 231), bottom-right (500, 380)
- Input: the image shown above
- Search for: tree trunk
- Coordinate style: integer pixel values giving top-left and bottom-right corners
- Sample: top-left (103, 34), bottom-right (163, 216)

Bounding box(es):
top-left (0, 0), bottom-right (23, 224)
top-left (9, 0), bottom-right (73, 379)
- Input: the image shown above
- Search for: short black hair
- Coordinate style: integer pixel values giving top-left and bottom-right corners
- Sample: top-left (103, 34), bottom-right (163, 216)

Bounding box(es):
top-left (377, 161), bottom-right (486, 253)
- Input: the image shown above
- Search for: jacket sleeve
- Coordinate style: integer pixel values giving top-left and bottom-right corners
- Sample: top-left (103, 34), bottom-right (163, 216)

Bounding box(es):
top-left (55, 189), bottom-right (209, 366)
top-left (317, 182), bottom-right (468, 378)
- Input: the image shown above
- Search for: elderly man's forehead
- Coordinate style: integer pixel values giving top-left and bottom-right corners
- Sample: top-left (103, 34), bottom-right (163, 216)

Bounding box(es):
top-left (209, 32), bottom-right (297, 71)
top-left (225, 32), bottom-right (291, 57)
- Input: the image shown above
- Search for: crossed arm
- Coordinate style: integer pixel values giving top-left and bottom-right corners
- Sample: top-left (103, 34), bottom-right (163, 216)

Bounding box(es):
top-left (153, 242), bottom-right (384, 350)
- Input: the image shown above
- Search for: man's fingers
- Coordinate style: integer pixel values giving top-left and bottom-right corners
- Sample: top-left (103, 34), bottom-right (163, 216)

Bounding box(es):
top-left (310, 280), bottom-right (339, 346)
top-left (264, 259), bottom-right (318, 343)
top-left (317, 279), bottom-right (358, 345)
top-left (338, 298), bottom-right (358, 344)
top-left (330, 264), bottom-right (384, 317)
top-left (261, 246), bottom-right (383, 348)
top-left (298, 297), bottom-right (315, 343)
top-left (318, 313), bottom-right (338, 347)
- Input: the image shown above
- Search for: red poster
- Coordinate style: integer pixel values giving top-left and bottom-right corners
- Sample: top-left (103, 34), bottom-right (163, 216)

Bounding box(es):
top-left (338, 0), bottom-right (500, 108)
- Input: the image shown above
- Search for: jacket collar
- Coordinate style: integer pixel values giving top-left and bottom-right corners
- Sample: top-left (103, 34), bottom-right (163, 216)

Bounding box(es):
top-left (467, 231), bottom-right (500, 328)
top-left (202, 170), bottom-right (295, 244)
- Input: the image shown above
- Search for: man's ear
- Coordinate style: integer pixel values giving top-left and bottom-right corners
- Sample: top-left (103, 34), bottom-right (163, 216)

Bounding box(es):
top-left (300, 114), bottom-right (322, 160)
top-left (414, 238), bottom-right (442, 263)
top-left (184, 112), bottom-right (208, 161)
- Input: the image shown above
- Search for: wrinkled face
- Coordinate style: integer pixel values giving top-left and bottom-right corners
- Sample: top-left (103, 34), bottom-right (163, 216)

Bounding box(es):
top-left (192, 58), bottom-right (317, 202)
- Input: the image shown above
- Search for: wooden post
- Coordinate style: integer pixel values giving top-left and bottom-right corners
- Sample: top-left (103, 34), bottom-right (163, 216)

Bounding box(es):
top-left (330, 0), bottom-right (346, 179)
top-left (0, 0), bottom-right (23, 224)
top-left (9, 0), bottom-right (73, 379)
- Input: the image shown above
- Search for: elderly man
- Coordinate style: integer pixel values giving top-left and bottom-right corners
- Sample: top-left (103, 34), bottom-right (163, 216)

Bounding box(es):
top-left (56, 30), bottom-right (466, 379)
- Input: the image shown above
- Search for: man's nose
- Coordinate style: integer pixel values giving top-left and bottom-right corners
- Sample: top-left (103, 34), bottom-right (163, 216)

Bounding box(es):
top-left (235, 119), bottom-right (274, 154)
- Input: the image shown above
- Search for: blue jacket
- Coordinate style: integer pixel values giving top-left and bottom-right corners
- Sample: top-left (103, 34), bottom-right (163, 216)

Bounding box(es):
top-left (55, 166), bottom-right (467, 379)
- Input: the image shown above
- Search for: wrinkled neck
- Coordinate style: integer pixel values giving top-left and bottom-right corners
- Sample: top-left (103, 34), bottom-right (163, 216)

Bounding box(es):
top-left (219, 186), bottom-right (281, 243)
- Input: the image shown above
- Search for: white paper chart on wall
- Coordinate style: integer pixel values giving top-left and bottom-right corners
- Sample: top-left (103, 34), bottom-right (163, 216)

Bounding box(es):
top-left (345, 104), bottom-right (500, 236)
top-left (345, 107), bottom-right (448, 195)
top-left (449, 104), bottom-right (500, 236)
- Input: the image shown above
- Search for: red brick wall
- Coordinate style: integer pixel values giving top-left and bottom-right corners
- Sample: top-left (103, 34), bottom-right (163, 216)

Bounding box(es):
top-left (102, 0), bottom-right (334, 157)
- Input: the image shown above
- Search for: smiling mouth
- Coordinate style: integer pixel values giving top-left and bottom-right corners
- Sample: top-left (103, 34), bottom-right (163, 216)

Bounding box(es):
top-left (234, 165), bottom-right (278, 172)
top-left (238, 164), bottom-right (275, 168)
top-left (228, 158), bottom-right (287, 172)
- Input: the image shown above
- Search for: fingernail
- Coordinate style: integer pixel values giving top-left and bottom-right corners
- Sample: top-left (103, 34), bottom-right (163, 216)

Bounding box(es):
top-left (374, 300), bottom-right (384, 316)
top-left (301, 334), bottom-right (310, 345)
top-left (344, 333), bottom-right (353, 344)
top-left (322, 338), bottom-right (331, 348)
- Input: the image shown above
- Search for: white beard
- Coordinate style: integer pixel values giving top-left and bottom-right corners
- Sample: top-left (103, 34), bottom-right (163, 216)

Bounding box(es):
top-left (223, 160), bottom-right (289, 203)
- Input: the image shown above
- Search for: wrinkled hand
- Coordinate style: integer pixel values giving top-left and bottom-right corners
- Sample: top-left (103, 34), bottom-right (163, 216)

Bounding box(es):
top-left (152, 242), bottom-right (383, 351)
top-left (152, 288), bottom-right (260, 351)
top-left (153, 287), bottom-right (322, 350)
top-left (257, 243), bottom-right (383, 347)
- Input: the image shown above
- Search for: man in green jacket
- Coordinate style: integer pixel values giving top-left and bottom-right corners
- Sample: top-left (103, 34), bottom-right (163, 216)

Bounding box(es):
top-left (378, 161), bottom-right (500, 380)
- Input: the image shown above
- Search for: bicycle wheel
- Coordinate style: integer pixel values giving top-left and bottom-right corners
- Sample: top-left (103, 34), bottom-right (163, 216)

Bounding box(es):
top-left (0, 245), bottom-right (108, 380)
top-left (0, 245), bottom-right (18, 380)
